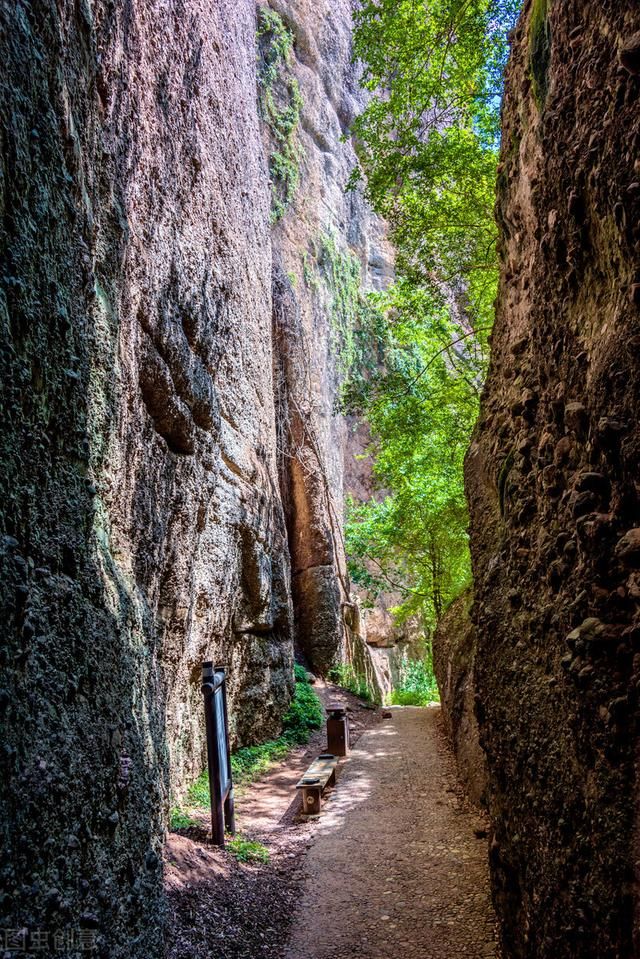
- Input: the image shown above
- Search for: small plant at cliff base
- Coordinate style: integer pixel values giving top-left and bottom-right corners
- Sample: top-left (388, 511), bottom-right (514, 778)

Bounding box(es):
top-left (226, 739), bottom-right (290, 787)
top-left (256, 7), bottom-right (304, 221)
top-left (168, 777), bottom-right (212, 831)
top-left (327, 663), bottom-right (372, 702)
top-left (226, 835), bottom-right (270, 864)
top-left (344, 0), bottom-right (521, 629)
top-left (230, 667), bottom-right (323, 787)
top-left (231, 670), bottom-right (323, 784)
top-left (293, 662), bottom-right (311, 682)
top-left (282, 673), bottom-right (325, 738)
top-left (185, 769), bottom-right (212, 808)
top-left (390, 657), bottom-right (440, 707)
top-left (169, 807), bottom-right (198, 830)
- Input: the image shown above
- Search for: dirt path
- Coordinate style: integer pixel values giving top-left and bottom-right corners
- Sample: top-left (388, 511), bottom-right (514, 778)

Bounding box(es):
top-left (283, 706), bottom-right (498, 959)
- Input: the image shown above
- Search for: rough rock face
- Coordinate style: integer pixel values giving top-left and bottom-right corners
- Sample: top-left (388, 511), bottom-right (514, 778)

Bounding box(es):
top-left (466, 2), bottom-right (640, 956)
top-left (433, 592), bottom-right (487, 807)
top-left (0, 0), bottom-right (389, 953)
top-left (2, 0), bottom-right (294, 950)
top-left (266, 0), bottom-right (393, 675)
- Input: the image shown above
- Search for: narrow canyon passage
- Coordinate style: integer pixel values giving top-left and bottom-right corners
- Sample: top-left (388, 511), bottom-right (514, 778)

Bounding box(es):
top-left (4, 0), bottom-right (640, 954)
top-left (283, 707), bottom-right (498, 959)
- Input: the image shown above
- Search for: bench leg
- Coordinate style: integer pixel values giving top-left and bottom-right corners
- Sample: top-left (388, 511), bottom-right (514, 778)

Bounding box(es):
top-left (301, 787), bottom-right (322, 815)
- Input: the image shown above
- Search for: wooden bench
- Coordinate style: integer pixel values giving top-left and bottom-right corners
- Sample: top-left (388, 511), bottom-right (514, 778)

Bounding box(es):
top-left (296, 753), bottom-right (339, 815)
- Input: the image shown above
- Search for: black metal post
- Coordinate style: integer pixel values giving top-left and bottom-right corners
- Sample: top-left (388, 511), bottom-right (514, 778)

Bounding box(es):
top-left (219, 666), bottom-right (236, 836)
top-left (202, 661), bottom-right (225, 846)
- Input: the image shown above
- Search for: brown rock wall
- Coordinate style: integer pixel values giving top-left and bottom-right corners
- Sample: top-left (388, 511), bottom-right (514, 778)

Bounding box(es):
top-left (467, 2), bottom-right (640, 956)
top-left (264, 0), bottom-right (393, 673)
top-left (433, 592), bottom-right (487, 808)
top-left (101, 0), bottom-right (295, 786)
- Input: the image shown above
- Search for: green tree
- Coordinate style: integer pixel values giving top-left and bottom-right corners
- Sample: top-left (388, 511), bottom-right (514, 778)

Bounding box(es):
top-left (345, 0), bottom-right (519, 630)
top-left (345, 284), bottom-right (479, 631)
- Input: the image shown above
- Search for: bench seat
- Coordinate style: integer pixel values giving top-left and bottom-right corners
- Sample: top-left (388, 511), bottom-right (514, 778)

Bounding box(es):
top-left (296, 753), bottom-right (339, 814)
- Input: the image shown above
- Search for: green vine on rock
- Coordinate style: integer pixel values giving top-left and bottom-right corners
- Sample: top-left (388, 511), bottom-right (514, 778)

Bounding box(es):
top-left (317, 230), bottom-right (386, 409)
top-left (256, 7), bottom-right (304, 222)
top-left (529, 0), bottom-right (551, 109)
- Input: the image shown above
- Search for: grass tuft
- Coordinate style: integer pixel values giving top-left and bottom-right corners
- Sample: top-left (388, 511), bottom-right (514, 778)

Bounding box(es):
top-left (186, 771), bottom-right (211, 808)
top-left (226, 835), bottom-right (270, 864)
top-left (169, 807), bottom-right (198, 830)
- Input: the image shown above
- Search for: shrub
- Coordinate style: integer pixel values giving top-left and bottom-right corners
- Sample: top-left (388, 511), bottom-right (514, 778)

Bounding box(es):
top-left (169, 807), bottom-right (198, 830)
top-left (293, 663), bottom-right (310, 683)
top-left (186, 770), bottom-right (211, 808)
top-left (282, 677), bottom-right (324, 742)
top-left (390, 657), bottom-right (440, 707)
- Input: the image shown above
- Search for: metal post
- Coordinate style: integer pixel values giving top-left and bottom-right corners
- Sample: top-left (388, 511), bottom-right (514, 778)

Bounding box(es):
top-left (327, 704), bottom-right (349, 757)
top-left (219, 664), bottom-right (236, 836)
top-left (202, 662), bottom-right (225, 846)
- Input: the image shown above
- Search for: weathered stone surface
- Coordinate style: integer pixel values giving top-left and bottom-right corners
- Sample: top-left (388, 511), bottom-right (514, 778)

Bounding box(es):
top-left (466, 3), bottom-right (640, 956)
top-left (266, 0), bottom-right (394, 676)
top-left (616, 528), bottom-right (640, 564)
top-left (433, 591), bottom-right (487, 808)
top-left (362, 606), bottom-right (408, 649)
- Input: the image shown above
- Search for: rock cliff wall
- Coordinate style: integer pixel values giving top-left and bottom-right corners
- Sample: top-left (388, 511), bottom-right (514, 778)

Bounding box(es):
top-left (264, 0), bottom-right (393, 675)
top-left (0, 0), bottom-right (389, 954)
top-left (467, 2), bottom-right (640, 956)
top-left (432, 591), bottom-right (487, 808)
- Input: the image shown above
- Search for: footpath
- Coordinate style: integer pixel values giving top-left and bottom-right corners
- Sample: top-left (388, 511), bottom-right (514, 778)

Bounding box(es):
top-left (283, 706), bottom-right (498, 959)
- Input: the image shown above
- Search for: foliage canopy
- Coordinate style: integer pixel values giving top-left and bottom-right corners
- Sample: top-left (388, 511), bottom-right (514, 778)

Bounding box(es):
top-left (345, 0), bottom-right (519, 629)
top-left (390, 657), bottom-right (441, 706)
